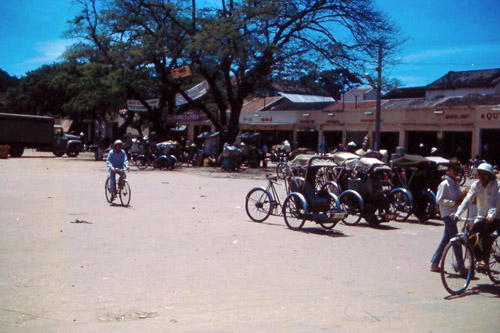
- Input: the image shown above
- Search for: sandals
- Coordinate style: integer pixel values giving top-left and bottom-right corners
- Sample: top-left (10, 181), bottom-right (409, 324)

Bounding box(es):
top-left (430, 264), bottom-right (441, 273)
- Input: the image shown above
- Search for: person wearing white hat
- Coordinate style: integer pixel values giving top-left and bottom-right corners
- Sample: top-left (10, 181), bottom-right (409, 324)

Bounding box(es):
top-left (455, 162), bottom-right (499, 269)
top-left (106, 139), bottom-right (130, 202)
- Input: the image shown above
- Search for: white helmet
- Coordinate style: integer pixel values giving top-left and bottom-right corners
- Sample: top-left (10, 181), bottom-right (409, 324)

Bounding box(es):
top-left (476, 163), bottom-right (495, 176)
top-left (113, 139), bottom-right (124, 147)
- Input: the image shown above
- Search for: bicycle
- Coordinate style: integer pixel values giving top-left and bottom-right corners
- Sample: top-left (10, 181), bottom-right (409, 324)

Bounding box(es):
top-left (105, 168), bottom-right (131, 206)
top-left (245, 174), bottom-right (290, 223)
top-left (440, 216), bottom-right (500, 295)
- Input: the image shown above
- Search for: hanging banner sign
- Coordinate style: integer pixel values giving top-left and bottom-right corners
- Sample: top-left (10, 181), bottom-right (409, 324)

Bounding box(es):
top-left (126, 99), bottom-right (160, 112)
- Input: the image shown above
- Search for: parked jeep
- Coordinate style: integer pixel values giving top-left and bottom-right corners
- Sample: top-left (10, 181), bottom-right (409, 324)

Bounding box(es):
top-left (53, 125), bottom-right (83, 157)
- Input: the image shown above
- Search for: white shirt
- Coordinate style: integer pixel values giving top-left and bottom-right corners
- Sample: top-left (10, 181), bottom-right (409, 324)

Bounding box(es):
top-left (456, 179), bottom-right (499, 219)
top-left (436, 175), bottom-right (462, 217)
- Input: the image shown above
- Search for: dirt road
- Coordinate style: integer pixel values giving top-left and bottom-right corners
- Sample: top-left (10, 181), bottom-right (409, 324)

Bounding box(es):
top-left (0, 152), bottom-right (498, 332)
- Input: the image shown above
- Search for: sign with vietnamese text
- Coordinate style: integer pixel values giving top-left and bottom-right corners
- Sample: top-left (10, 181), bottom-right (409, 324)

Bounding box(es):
top-left (126, 99), bottom-right (160, 112)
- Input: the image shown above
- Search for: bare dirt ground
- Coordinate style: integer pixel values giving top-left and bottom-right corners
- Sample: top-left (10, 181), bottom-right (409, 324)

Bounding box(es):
top-left (0, 151), bottom-right (499, 332)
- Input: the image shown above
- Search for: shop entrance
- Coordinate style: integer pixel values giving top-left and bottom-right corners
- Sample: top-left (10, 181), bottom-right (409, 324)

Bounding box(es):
top-left (380, 132), bottom-right (399, 155)
top-left (346, 131), bottom-right (367, 147)
top-left (297, 130), bottom-right (319, 151)
top-left (407, 131), bottom-right (438, 155)
top-left (443, 131), bottom-right (472, 163)
top-left (480, 129), bottom-right (500, 165)
top-left (323, 131), bottom-right (343, 151)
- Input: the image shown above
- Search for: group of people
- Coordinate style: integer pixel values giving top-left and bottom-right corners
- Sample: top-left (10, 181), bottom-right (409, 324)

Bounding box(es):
top-left (431, 162), bottom-right (500, 272)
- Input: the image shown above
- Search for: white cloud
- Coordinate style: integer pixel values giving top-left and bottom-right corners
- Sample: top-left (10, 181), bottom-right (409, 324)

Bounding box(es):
top-left (24, 39), bottom-right (77, 66)
top-left (402, 48), bottom-right (465, 63)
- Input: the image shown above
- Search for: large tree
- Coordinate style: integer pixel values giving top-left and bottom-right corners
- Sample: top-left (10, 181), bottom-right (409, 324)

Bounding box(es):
top-left (68, 0), bottom-right (399, 143)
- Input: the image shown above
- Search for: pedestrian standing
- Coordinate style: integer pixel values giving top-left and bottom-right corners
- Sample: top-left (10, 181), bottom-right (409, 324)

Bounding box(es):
top-left (430, 163), bottom-right (463, 272)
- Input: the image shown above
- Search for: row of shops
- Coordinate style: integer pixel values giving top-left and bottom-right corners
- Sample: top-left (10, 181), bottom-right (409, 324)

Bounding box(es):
top-left (237, 94), bottom-right (500, 164)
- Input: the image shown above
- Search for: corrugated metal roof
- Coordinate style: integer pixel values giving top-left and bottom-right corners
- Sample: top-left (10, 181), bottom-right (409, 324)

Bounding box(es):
top-left (278, 92), bottom-right (335, 103)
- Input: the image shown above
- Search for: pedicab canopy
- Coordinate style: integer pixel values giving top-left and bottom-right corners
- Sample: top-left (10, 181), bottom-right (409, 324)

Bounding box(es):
top-left (425, 156), bottom-right (450, 170)
top-left (391, 154), bottom-right (429, 167)
top-left (331, 152), bottom-right (359, 165)
top-left (353, 157), bottom-right (392, 174)
top-left (288, 154), bottom-right (318, 167)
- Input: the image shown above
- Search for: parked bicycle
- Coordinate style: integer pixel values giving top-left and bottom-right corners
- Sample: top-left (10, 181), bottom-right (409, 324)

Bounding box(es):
top-left (245, 174), bottom-right (292, 223)
top-left (105, 168), bottom-right (131, 206)
top-left (440, 216), bottom-right (500, 295)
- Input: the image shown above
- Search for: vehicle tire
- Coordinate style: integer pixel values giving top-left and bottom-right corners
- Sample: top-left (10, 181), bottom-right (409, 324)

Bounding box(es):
top-left (245, 188), bottom-right (273, 222)
top-left (9, 144), bottom-right (24, 157)
top-left (458, 173), bottom-right (466, 186)
top-left (488, 235), bottom-right (500, 284)
top-left (119, 180), bottom-right (131, 207)
top-left (136, 156), bottom-right (148, 170)
top-left (282, 194), bottom-right (306, 231)
top-left (321, 181), bottom-right (340, 196)
top-left (105, 178), bottom-right (113, 203)
top-left (340, 191), bottom-right (362, 226)
top-left (276, 162), bottom-right (290, 179)
top-left (320, 195), bottom-right (341, 230)
top-left (67, 145), bottom-right (79, 157)
top-left (391, 190), bottom-right (412, 222)
top-left (440, 240), bottom-right (474, 295)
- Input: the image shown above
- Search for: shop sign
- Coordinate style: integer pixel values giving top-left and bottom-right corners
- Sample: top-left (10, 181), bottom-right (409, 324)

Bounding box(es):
top-left (260, 117), bottom-right (273, 122)
top-left (481, 111), bottom-right (500, 121)
top-left (127, 98), bottom-right (160, 112)
top-left (299, 119), bottom-right (315, 125)
top-left (445, 114), bottom-right (470, 120)
top-left (360, 119), bottom-right (383, 123)
top-left (326, 119), bottom-right (342, 125)
top-left (166, 111), bottom-right (209, 123)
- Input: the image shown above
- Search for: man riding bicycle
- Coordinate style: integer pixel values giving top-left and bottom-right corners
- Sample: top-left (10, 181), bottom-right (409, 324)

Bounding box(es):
top-left (107, 140), bottom-right (130, 202)
top-left (455, 163), bottom-right (499, 269)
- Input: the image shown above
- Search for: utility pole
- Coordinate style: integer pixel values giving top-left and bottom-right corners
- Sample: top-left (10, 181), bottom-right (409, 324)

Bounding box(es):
top-left (374, 41), bottom-right (383, 151)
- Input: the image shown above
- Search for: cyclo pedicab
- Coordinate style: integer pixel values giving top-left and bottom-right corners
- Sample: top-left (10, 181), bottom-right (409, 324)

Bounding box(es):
top-left (245, 155), bottom-right (349, 231)
top-left (335, 156), bottom-right (410, 227)
top-left (391, 154), bottom-right (440, 222)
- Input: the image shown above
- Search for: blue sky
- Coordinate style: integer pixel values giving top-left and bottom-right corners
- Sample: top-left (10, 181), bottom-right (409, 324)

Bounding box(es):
top-left (1, 0), bottom-right (499, 87)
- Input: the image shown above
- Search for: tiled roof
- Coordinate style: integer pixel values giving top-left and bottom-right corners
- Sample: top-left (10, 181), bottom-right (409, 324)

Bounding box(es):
top-left (427, 68), bottom-right (500, 90)
top-left (241, 96), bottom-right (282, 113)
top-left (323, 100), bottom-right (379, 111)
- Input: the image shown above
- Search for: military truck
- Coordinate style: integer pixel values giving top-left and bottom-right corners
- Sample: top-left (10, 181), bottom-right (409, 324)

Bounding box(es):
top-left (0, 113), bottom-right (83, 157)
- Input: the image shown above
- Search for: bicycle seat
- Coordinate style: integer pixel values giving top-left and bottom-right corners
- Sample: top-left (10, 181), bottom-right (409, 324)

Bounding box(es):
top-left (266, 174), bottom-right (278, 182)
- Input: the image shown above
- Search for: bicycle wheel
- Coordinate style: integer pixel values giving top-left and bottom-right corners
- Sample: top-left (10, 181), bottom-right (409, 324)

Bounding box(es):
top-left (320, 194), bottom-right (341, 230)
top-left (119, 180), bottom-right (132, 207)
top-left (276, 162), bottom-right (290, 179)
top-left (136, 156), bottom-right (148, 170)
top-left (488, 235), bottom-right (500, 284)
top-left (321, 181), bottom-right (340, 196)
top-left (440, 240), bottom-right (474, 295)
top-left (282, 194), bottom-right (306, 231)
top-left (391, 190), bottom-right (412, 222)
top-left (245, 188), bottom-right (273, 222)
top-left (458, 173), bottom-right (466, 186)
top-left (104, 178), bottom-right (113, 203)
top-left (340, 192), bottom-right (362, 226)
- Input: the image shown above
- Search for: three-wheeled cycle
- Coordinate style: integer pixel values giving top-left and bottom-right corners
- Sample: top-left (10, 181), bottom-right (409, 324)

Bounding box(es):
top-left (391, 155), bottom-right (438, 222)
top-left (281, 156), bottom-right (350, 231)
top-left (336, 156), bottom-right (412, 227)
